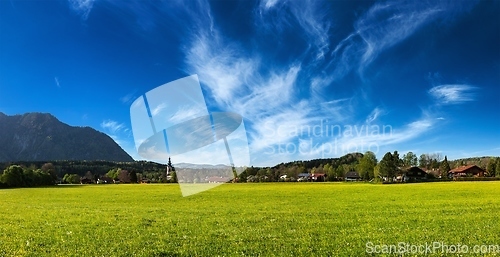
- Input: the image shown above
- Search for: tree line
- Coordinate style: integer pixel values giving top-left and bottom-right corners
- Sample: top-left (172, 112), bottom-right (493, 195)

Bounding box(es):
top-left (238, 151), bottom-right (500, 183)
top-left (0, 163), bottom-right (57, 188)
top-left (1, 152), bottom-right (499, 188)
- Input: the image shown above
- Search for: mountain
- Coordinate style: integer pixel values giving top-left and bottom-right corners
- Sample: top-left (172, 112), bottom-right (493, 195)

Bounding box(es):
top-left (0, 112), bottom-right (133, 162)
top-left (175, 163), bottom-right (232, 169)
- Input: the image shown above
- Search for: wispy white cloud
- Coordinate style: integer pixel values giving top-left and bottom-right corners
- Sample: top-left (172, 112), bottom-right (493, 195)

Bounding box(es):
top-left (100, 120), bottom-right (125, 134)
top-left (429, 84), bottom-right (477, 104)
top-left (120, 91), bottom-right (137, 104)
top-left (67, 0), bottom-right (95, 20)
top-left (150, 103), bottom-right (167, 117)
top-left (100, 0), bottom-right (479, 166)
top-left (54, 77), bottom-right (60, 88)
top-left (186, 34), bottom-right (257, 106)
top-left (260, 0), bottom-right (280, 10)
top-left (257, 0), bottom-right (331, 61)
top-left (179, 0), bottom-right (452, 166)
top-left (169, 106), bottom-right (206, 124)
top-left (325, 0), bottom-right (478, 82)
top-left (366, 107), bottom-right (383, 123)
top-left (100, 119), bottom-right (138, 160)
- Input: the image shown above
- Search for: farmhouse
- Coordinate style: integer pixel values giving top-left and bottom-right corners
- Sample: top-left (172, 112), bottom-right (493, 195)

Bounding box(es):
top-left (80, 177), bottom-right (92, 184)
top-left (297, 173), bottom-right (310, 182)
top-left (311, 173), bottom-right (326, 182)
top-left (448, 165), bottom-right (486, 178)
top-left (345, 171), bottom-right (360, 181)
top-left (403, 167), bottom-right (427, 182)
top-left (97, 176), bottom-right (113, 184)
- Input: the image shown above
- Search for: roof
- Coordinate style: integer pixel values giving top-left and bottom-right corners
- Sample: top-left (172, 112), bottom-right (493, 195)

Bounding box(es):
top-left (449, 165), bottom-right (485, 173)
top-left (345, 171), bottom-right (360, 178)
top-left (311, 173), bottom-right (325, 177)
top-left (404, 167), bottom-right (427, 178)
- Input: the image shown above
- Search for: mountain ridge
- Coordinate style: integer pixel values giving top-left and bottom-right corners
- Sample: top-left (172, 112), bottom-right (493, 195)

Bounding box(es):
top-left (0, 112), bottom-right (133, 162)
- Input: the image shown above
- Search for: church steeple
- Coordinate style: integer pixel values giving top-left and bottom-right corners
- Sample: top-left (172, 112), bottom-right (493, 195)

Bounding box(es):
top-left (166, 157), bottom-right (175, 175)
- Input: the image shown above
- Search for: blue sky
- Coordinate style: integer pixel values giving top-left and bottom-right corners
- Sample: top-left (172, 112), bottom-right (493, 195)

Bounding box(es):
top-left (1, 0), bottom-right (499, 166)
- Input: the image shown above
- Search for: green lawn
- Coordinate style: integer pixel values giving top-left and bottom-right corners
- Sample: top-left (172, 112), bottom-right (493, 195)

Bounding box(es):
top-left (0, 182), bottom-right (499, 256)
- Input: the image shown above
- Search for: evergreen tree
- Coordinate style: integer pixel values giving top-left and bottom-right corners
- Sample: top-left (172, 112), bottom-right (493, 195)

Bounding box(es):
top-left (439, 156), bottom-right (451, 178)
top-left (379, 152), bottom-right (396, 181)
top-left (129, 170), bottom-right (138, 183)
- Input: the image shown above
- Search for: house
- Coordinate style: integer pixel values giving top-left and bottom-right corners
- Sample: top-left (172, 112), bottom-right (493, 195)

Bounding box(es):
top-left (80, 177), bottom-right (92, 184)
top-left (448, 165), bottom-right (486, 178)
top-left (297, 173), bottom-right (310, 182)
top-left (97, 176), bottom-right (113, 184)
top-left (403, 167), bottom-right (427, 182)
top-left (345, 171), bottom-right (360, 181)
top-left (311, 173), bottom-right (326, 182)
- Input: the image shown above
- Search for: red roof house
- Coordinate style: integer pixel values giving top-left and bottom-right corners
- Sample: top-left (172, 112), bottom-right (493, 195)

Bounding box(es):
top-left (448, 165), bottom-right (486, 177)
top-left (311, 173), bottom-right (326, 182)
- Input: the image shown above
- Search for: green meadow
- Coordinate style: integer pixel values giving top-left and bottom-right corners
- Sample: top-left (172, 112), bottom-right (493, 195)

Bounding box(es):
top-left (0, 182), bottom-right (499, 256)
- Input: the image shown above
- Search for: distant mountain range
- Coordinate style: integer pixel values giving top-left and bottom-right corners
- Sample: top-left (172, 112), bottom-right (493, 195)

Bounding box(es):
top-left (0, 112), bottom-right (133, 162)
top-left (174, 163), bottom-right (232, 169)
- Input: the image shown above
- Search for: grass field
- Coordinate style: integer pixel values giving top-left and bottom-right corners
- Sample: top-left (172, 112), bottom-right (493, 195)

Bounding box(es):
top-left (0, 182), bottom-right (499, 256)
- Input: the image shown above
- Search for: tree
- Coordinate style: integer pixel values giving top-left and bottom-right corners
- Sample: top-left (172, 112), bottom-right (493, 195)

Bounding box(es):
top-left (118, 170), bottom-right (131, 183)
top-left (419, 154), bottom-right (429, 168)
top-left (170, 171), bottom-right (178, 183)
top-left (22, 168), bottom-right (35, 187)
top-left (402, 152), bottom-right (418, 167)
top-left (496, 158), bottom-right (500, 178)
top-left (63, 174), bottom-right (80, 184)
top-left (486, 158), bottom-right (497, 177)
top-left (357, 151), bottom-right (377, 180)
top-left (379, 152), bottom-right (396, 181)
top-left (130, 170), bottom-right (138, 183)
top-left (439, 156), bottom-right (451, 178)
top-left (324, 163), bottom-right (335, 181)
top-left (334, 166), bottom-right (344, 179)
top-left (84, 171), bottom-right (94, 182)
top-left (373, 164), bottom-right (381, 180)
top-left (0, 165), bottom-right (24, 187)
top-left (393, 151), bottom-right (402, 168)
top-left (41, 163), bottom-right (57, 181)
top-left (430, 158), bottom-right (439, 169)
top-left (106, 168), bottom-right (119, 180)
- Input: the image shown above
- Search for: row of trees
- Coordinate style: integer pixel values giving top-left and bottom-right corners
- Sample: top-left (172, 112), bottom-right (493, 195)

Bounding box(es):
top-left (61, 168), bottom-right (178, 184)
top-left (0, 160), bottom-right (168, 180)
top-left (2, 153), bottom-right (499, 188)
top-left (0, 163), bottom-right (57, 188)
top-left (240, 151), bottom-right (500, 183)
top-left (238, 153), bottom-right (364, 182)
